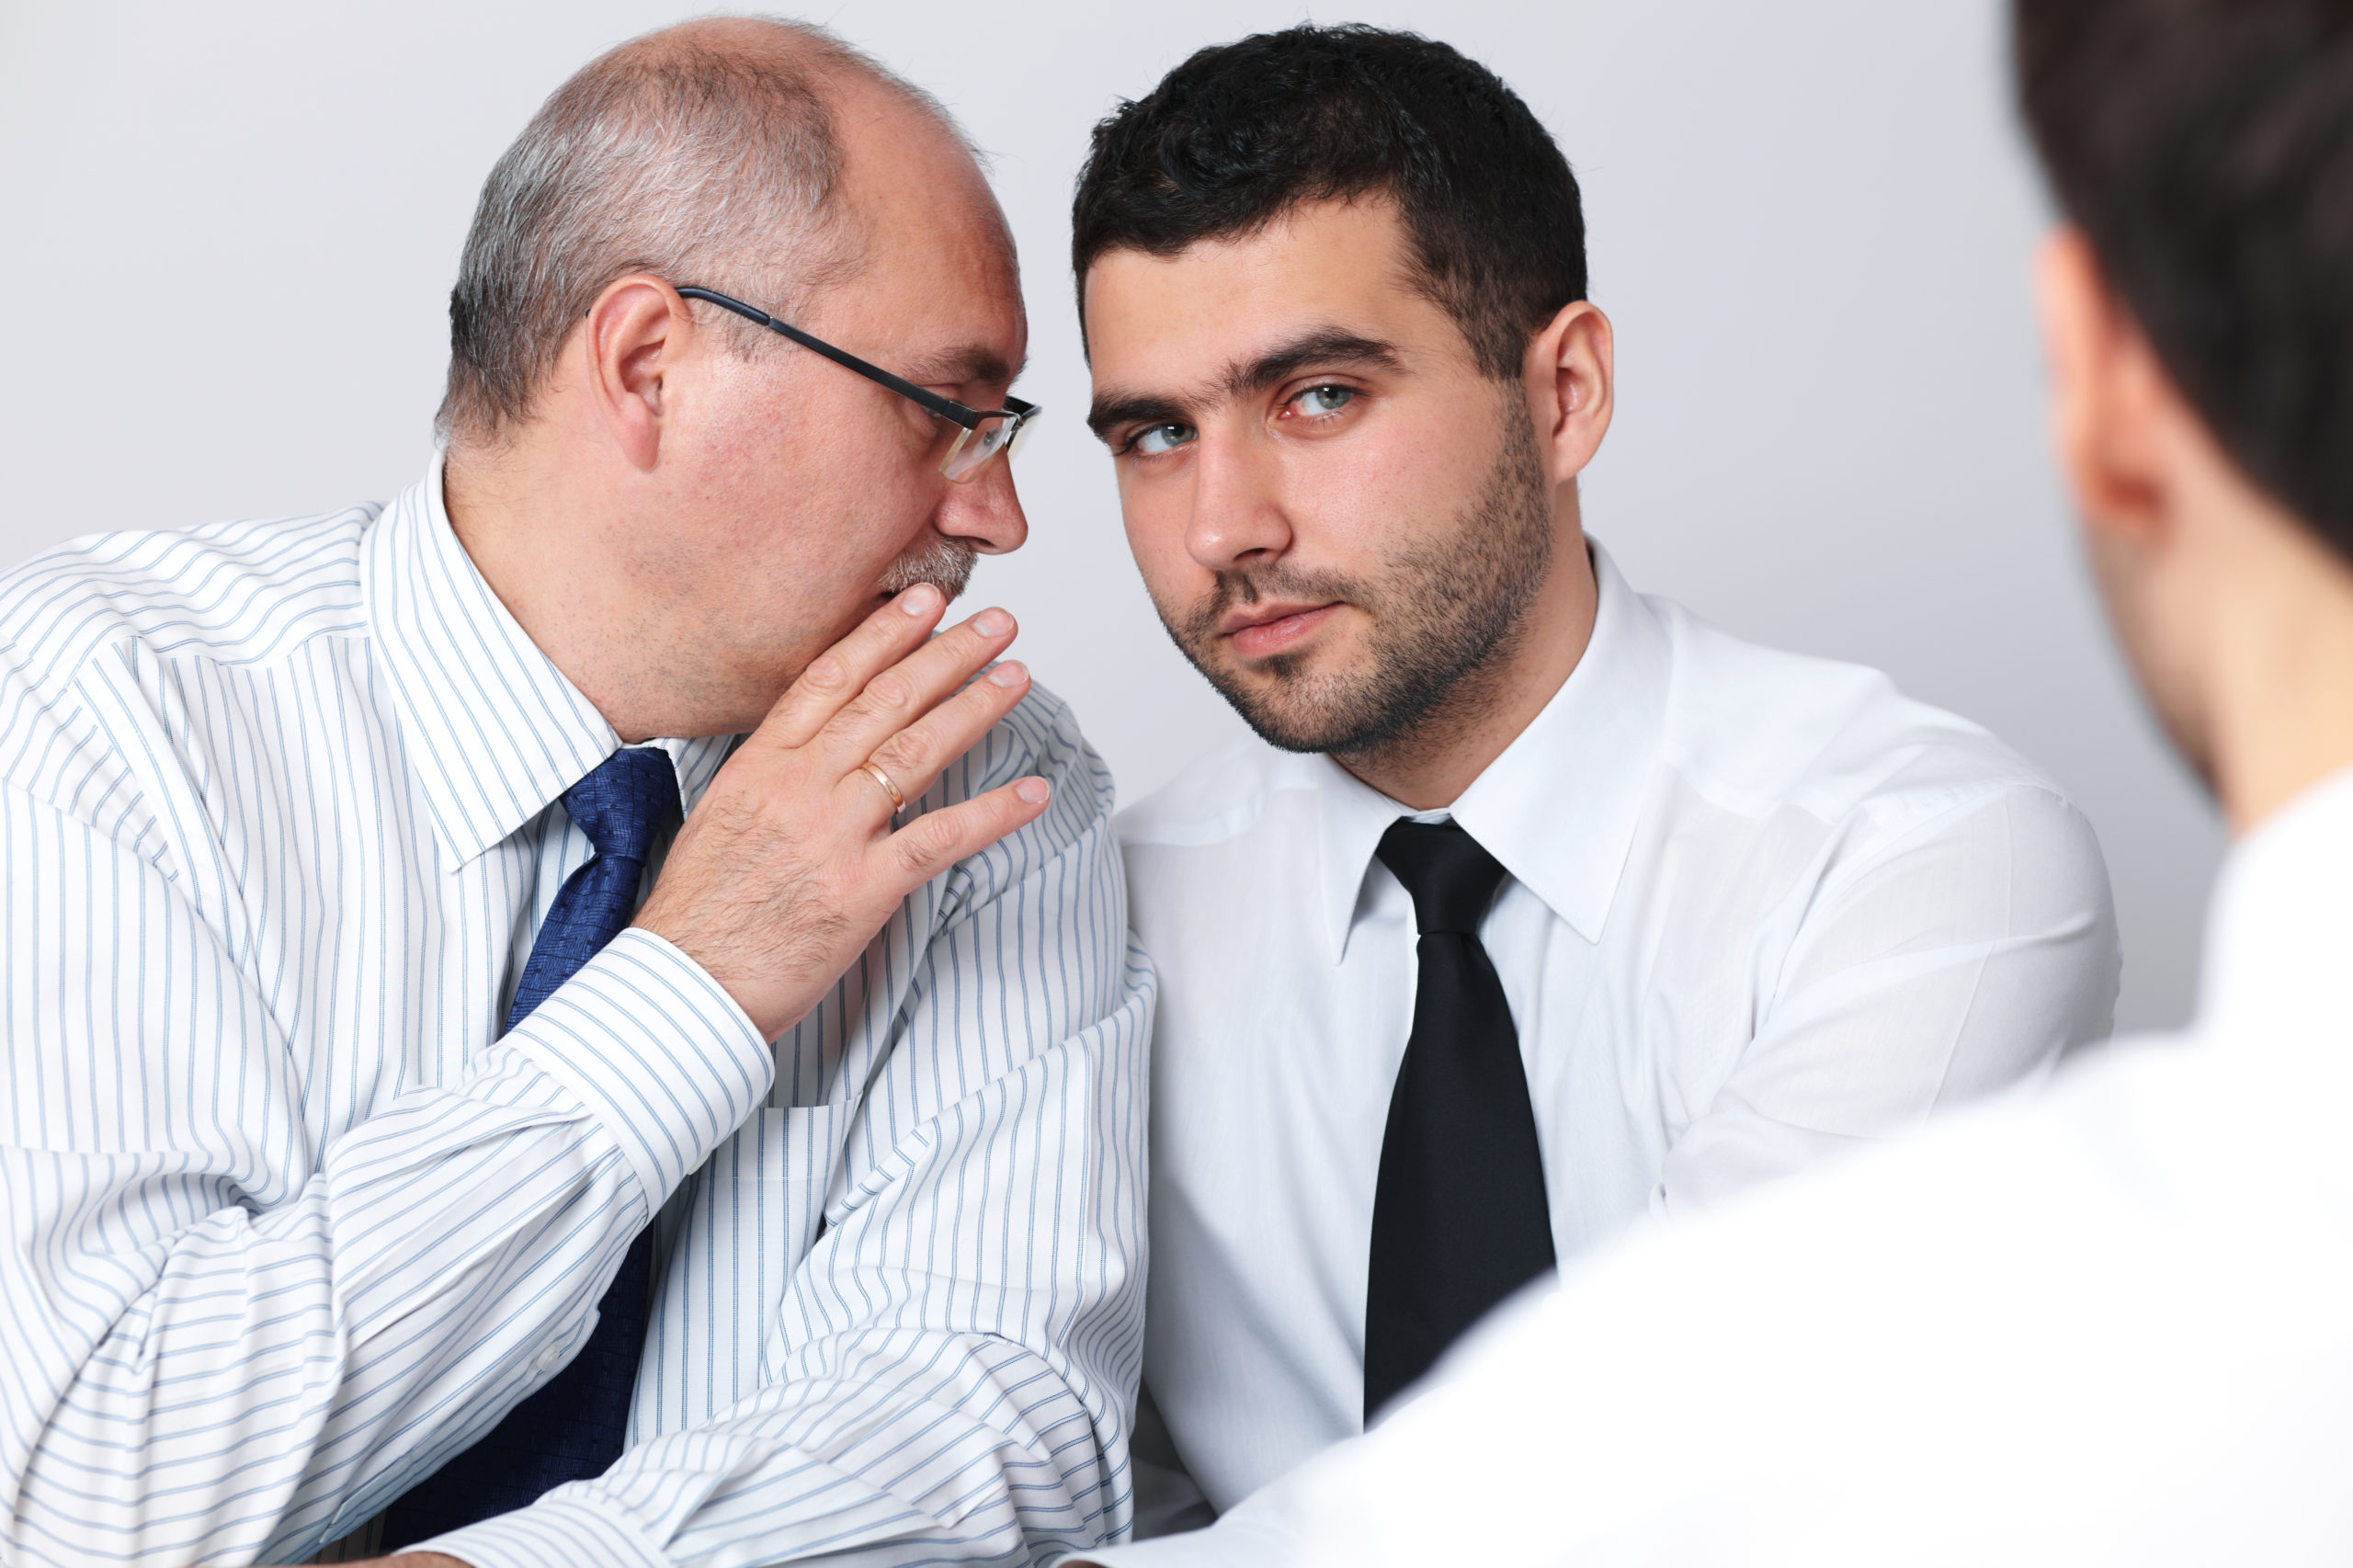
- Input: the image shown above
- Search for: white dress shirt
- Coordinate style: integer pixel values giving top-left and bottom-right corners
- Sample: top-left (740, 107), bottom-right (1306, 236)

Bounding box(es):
top-left (1268, 764), bottom-right (2353, 1568)
top-left (0, 461), bottom-right (1152, 1568)
top-left (1108, 543), bottom-right (2118, 1546)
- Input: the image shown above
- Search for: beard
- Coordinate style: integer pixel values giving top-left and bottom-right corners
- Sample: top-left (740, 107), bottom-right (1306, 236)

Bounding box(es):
top-left (878, 532), bottom-right (980, 602)
top-left (1155, 406), bottom-right (1558, 761)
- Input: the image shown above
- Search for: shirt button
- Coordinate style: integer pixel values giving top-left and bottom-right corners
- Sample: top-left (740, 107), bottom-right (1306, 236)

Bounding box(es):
top-left (533, 1341), bottom-right (567, 1373)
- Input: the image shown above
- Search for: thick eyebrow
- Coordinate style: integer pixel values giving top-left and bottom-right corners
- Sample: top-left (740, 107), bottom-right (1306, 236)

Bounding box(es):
top-left (1086, 392), bottom-right (1190, 440)
top-left (1087, 327), bottom-right (1405, 441)
top-left (1222, 329), bottom-right (1404, 399)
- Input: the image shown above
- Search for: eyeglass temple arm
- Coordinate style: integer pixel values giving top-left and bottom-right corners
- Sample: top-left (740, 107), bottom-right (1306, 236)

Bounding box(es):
top-left (675, 285), bottom-right (993, 430)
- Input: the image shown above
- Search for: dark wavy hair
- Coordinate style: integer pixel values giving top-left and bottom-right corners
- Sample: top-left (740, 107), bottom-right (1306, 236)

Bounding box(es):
top-left (1070, 23), bottom-right (1586, 381)
top-left (2018, 0), bottom-right (2353, 556)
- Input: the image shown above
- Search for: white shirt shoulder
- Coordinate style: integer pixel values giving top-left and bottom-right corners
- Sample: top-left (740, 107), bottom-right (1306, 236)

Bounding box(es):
top-left (0, 506), bottom-right (380, 686)
top-left (1117, 731), bottom-right (1295, 852)
top-left (1648, 596), bottom-right (2064, 819)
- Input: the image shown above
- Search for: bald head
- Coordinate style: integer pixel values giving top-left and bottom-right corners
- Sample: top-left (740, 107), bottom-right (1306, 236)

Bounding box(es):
top-left (439, 14), bottom-right (999, 445)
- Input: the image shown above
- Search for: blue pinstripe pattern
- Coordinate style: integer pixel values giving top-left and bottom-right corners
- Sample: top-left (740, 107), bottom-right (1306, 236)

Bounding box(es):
top-left (0, 461), bottom-right (1152, 1567)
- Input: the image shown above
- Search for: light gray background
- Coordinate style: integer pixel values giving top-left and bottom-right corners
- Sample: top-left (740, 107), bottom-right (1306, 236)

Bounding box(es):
top-left (0, 0), bottom-right (2222, 1030)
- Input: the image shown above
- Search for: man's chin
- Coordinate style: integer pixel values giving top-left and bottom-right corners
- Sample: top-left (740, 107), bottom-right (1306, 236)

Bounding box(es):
top-left (1198, 661), bottom-right (1374, 756)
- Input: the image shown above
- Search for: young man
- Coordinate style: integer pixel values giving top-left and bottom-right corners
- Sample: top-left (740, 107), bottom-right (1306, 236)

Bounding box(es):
top-left (1071, 24), bottom-right (2120, 1541)
top-left (0, 20), bottom-right (1148, 1568)
top-left (1243, 0), bottom-right (2353, 1561)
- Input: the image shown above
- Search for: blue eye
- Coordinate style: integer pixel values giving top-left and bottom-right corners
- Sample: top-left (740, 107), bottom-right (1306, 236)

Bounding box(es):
top-left (1131, 422), bottom-right (1197, 456)
top-left (1295, 384), bottom-right (1357, 415)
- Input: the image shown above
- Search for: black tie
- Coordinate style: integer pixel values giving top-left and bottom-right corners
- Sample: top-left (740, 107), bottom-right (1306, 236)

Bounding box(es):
top-left (1363, 818), bottom-right (1557, 1422)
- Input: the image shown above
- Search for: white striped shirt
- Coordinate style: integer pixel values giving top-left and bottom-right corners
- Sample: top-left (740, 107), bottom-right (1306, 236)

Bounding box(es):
top-left (0, 460), bottom-right (1153, 1568)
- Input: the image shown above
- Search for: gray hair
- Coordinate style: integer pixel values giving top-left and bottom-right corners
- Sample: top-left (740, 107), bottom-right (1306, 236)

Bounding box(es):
top-left (438, 16), bottom-right (969, 445)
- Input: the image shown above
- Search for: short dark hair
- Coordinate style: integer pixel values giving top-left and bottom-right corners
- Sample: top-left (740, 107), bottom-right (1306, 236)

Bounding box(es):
top-left (2017, 0), bottom-right (2353, 558)
top-left (1070, 24), bottom-right (1586, 382)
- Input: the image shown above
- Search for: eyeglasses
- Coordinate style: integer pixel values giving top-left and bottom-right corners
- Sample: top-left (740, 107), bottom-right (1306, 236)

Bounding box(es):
top-left (675, 285), bottom-right (1040, 483)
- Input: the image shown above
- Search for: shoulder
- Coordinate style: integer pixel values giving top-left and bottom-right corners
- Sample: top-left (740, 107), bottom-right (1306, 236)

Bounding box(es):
top-left (1110, 735), bottom-right (1346, 971)
top-left (1114, 731), bottom-right (1292, 852)
top-left (937, 678), bottom-right (1120, 881)
top-left (1652, 597), bottom-right (2086, 841)
top-left (0, 506), bottom-right (380, 821)
top-left (0, 504), bottom-right (378, 699)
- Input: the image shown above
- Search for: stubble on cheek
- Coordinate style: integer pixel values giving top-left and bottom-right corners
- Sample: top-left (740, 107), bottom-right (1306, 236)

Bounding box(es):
top-left (1154, 563), bottom-right (1387, 751)
top-left (1149, 403), bottom-right (1555, 758)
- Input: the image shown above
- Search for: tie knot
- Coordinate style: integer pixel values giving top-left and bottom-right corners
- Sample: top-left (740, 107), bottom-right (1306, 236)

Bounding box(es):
top-left (1376, 818), bottom-right (1508, 936)
top-left (561, 747), bottom-right (683, 865)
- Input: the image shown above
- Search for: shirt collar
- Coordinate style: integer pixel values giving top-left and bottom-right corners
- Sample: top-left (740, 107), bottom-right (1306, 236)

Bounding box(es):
top-left (2197, 762), bottom-right (2353, 1045)
top-left (363, 456), bottom-right (734, 869)
top-left (1312, 540), bottom-right (1669, 961)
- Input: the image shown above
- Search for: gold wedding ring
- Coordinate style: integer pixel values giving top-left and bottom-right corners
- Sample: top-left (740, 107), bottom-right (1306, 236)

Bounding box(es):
top-left (859, 759), bottom-right (907, 812)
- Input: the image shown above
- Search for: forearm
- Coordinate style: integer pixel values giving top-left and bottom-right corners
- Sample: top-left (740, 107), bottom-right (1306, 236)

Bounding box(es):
top-left (435, 1332), bottom-right (1125, 1568)
top-left (423, 942), bottom-right (1154, 1568)
top-left (4, 932), bottom-right (772, 1567)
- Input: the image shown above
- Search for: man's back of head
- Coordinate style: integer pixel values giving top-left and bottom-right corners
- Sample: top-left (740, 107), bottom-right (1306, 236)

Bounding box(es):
top-left (2018, 0), bottom-right (2353, 828)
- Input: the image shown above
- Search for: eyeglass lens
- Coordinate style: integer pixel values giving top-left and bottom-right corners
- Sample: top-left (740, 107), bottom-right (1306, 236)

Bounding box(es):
top-left (941, 415), bottom-right (1017, 482)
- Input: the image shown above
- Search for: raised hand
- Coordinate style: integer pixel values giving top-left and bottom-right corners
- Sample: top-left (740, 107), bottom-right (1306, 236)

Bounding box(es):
top-left (633, 583), bottom-right (1049, 1040)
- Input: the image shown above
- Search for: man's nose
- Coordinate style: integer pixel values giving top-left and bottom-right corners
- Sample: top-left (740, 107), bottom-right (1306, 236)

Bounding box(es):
top-left (937, 457), bottom-right (1029, 555)
top-left (1185, 433), bottom-right (1291, 574)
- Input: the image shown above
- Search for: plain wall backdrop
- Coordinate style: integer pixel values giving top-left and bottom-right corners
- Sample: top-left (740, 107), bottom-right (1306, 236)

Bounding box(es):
top-left (0, 0), bottom-right (2222, 1031)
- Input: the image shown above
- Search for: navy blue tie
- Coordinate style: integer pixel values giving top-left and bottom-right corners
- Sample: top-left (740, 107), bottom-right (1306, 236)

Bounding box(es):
top-left (385, 746), bottom-right (683, 1547)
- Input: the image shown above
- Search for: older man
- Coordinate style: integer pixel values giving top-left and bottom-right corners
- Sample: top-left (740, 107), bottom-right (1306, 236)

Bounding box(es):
top-left (0, 18), bottom-right (1146, 1568)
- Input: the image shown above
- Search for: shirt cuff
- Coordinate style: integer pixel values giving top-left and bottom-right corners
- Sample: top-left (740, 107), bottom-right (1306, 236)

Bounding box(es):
top-left (500, 927), bottom-right (774, 1211)
top-left (417, 1494), bottom-right (665, 1568)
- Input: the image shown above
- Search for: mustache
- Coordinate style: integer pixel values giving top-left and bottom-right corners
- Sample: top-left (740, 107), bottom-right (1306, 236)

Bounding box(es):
top-left (1179, 562), bottom-right (1370, 647)
top-left (878, 534), bottom-right (980, 602)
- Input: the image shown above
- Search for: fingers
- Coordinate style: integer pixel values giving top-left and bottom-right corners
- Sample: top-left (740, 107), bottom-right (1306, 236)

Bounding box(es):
top-left (850, 658), bottom-right (1033, 817)
top-left (872, 775), bottom-right (1054, 892)
top-left (753, 585), bottom-right (949, 750)
top-left (812, 606), bottom-right (1020, 767)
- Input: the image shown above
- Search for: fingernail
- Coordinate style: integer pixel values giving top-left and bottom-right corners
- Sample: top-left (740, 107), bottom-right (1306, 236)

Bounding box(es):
top-left (973, 608), bottom-right (1013, 638)
top-left (902, 585), bottom-right (941, 616)
top-left (1016, 778), bottom-right (1051, 803)
top-left (988, 660), bottom-right (1029, 687)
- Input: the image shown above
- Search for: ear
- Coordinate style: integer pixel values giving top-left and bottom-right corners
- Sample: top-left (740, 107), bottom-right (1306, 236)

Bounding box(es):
top-left (1522, 300), bottom-right (1616, 484)
top-left (2036, 229), bottom-right (2183, 554)
top-left (581, 275), bottom-right (694, 472)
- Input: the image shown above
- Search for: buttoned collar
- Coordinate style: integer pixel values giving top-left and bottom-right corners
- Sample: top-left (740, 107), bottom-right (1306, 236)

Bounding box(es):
top-left (362, 457), bottom-right (735, 870)
top-left (1306, 540), bottom-right (1669, 963)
